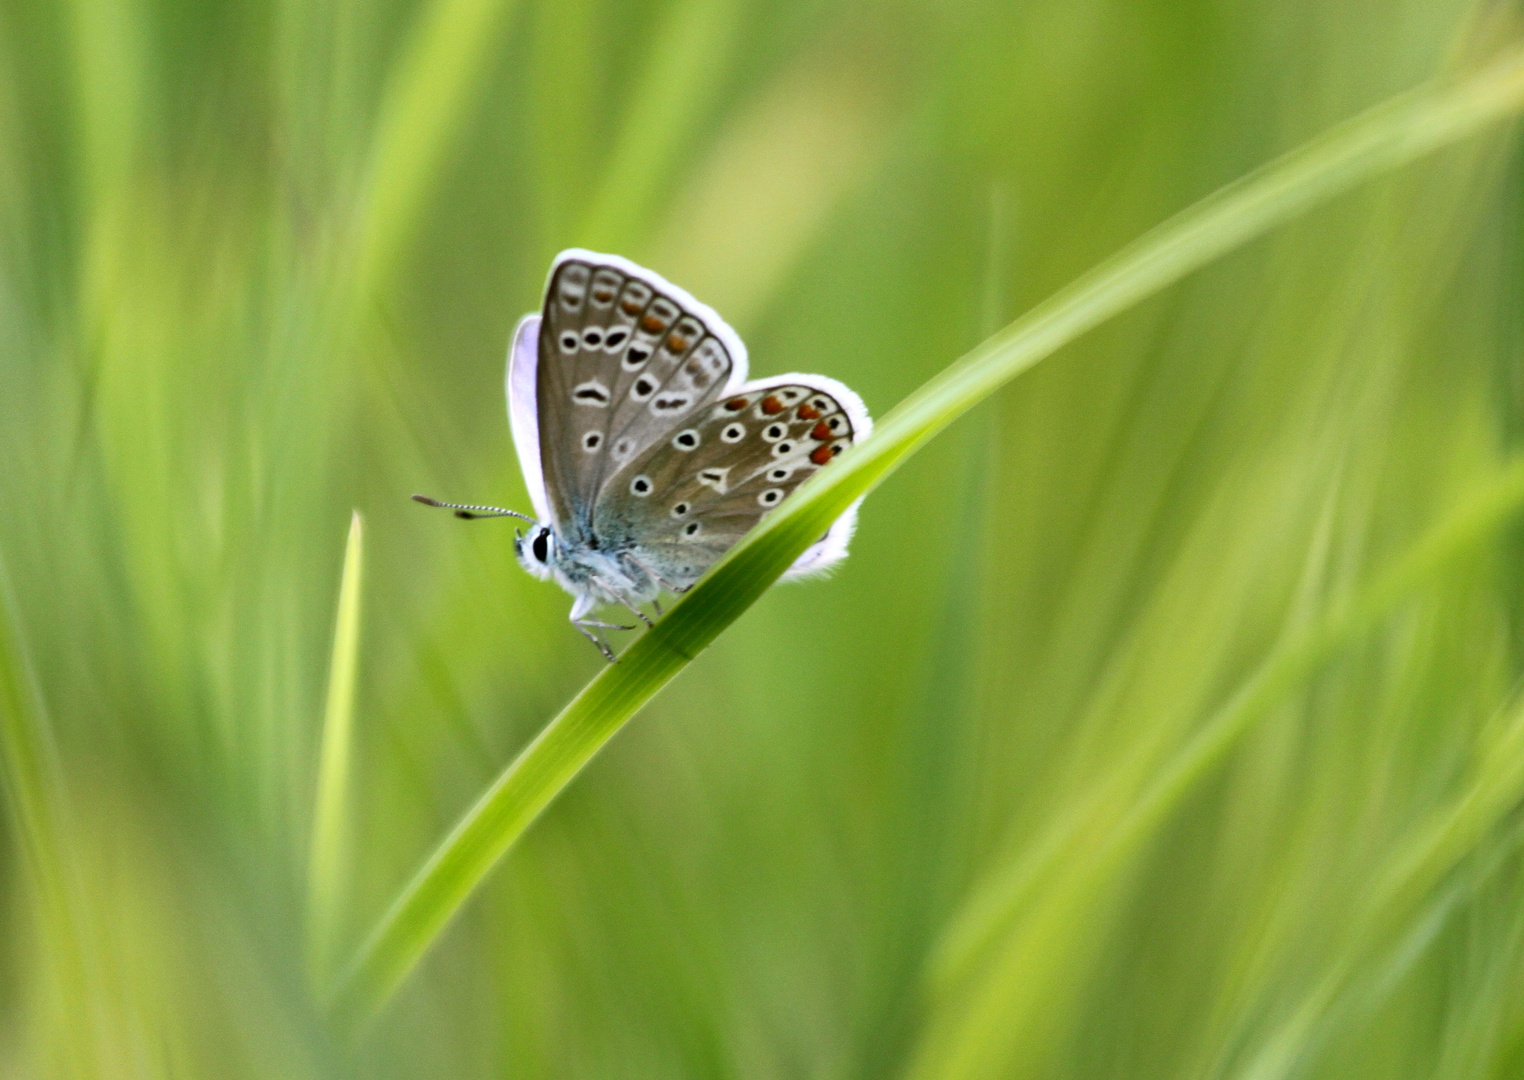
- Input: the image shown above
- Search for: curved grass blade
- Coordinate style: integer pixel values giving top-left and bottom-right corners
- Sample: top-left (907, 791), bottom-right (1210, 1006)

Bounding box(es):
top-left (307, 511), bottom-right (365, 990)
top-left (329, 44), bottom-right (1524, 1027)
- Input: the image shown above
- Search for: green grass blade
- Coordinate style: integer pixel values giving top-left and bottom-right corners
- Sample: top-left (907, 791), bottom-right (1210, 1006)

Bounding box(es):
top-left (62, 0), bottom-right (143, 211)
top-left (1220, 683), bottom-right (1524, 1080)
top-left (330, 45), bottom-right (1524, 1026)
top-left (0, 553), bottom-right (99, 1076)
top-left (307, 511), bottom-right (366, 989)
top-left (575, 0), bottom-right (747, 249)
top-left (348, 0), bottom-right (524, 306)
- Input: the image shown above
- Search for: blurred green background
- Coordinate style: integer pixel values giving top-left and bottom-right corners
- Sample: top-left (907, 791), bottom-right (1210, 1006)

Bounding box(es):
top-left (5, 0), bottom-right (1524, 1076)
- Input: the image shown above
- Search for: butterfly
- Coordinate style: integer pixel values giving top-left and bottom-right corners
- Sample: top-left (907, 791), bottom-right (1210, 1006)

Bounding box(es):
top-left (415, 249), bottom-right (872, 660)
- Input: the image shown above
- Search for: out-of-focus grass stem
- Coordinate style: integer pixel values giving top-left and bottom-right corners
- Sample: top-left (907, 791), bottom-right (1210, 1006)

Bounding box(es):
top-left (0, 554), bottom-right (99, 1077)
top-left (308, 512), bottom-right (365, 991)
top-left (1218, 684), bottom-right (1524, 1080)
top-left (576, 0), bottom-right (746, 249)
top-left (329, 45), bottom-right (1524, 1028)
top-left (347, 0), bottom-right (524, 315)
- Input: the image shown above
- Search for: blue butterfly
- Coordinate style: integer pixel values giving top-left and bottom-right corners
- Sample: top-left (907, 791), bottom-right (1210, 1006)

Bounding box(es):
top-left (417, 250), bottom-right (871, 659)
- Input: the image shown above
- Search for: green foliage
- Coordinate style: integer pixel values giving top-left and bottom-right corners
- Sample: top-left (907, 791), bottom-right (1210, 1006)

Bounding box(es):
top-left (3, 0), bottom-right (1524, 1076)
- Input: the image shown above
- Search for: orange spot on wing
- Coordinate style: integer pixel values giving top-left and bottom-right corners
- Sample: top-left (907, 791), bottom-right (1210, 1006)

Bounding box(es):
top-left (621, 299), bottom-right (644, 315)
top-left (667, 334), bottom-right (690, 352)
top-left (594, 289), bottom-right (614, 302)
top-left (797, 403), bottom-right (821, 420)
top-left (810, 444), bottom-right (833, 466)
top-left (810, 421), bottom-right (832, 441)
top-left (761, 395), bottom-right (784, 414)
top-left (725, 397), bottom-right (749, 411)
top-left (641, 314), bottom-right (667, 333)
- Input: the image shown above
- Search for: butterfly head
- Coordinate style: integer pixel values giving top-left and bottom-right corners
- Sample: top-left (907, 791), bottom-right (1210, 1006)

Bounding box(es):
top-left (514, 522), bottom-right (559, 582)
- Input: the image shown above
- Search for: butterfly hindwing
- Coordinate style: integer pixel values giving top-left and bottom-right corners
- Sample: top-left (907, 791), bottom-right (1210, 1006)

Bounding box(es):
top-left (535, 251), bottom-right (746, 533)
top-left (594, 377), bottom-right (871, 589)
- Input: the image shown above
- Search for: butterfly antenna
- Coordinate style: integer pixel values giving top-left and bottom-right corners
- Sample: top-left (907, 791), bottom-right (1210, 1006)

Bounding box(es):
top-left (411, 494), bottom-right (535, 522)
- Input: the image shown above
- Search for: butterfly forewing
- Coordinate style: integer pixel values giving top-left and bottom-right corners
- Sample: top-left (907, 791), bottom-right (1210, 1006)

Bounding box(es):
top-left (596, 381), bottom-right (863, 589)
top-left (536, 255), bottom-right (740, 532)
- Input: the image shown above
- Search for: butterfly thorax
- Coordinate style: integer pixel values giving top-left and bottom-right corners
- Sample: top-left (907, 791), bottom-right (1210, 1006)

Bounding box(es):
top-left (515, 520), bottom-right (658, 611)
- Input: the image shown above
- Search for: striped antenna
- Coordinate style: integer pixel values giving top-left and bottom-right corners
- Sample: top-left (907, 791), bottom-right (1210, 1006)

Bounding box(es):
top-left (411, 494), bottom-right (535, 522)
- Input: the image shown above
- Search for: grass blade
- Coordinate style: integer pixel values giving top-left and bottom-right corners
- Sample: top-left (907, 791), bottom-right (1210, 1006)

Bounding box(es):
top-left (0, 554), bottom-right (99, 1076)
top-left (330, 44), bottom-right (1524, 1026)
top-left (1216, 681), bottom-right (1524, 1080)
top-left (308, 511), bottom-right (366, 989)
top-left (575, 0), bottom-right (747, 249)
top-left (348, 0), bottom-right (524, 306)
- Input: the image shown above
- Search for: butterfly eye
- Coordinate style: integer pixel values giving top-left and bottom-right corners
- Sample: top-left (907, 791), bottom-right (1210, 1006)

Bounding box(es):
top-left (532, 529), bottom-right (550, 563)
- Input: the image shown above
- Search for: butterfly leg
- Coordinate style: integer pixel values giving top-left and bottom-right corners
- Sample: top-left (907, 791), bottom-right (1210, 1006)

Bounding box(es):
top-left (572, 619), bottom-right (618, 662)
top-left (651, 598), bottom-right (663, 617)
top-left (568, 594), bottom-right (630, 662)
top-left (569, 591), bottom-right (633, 631)
top-left (614, 596), bottom-right (655, 629)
